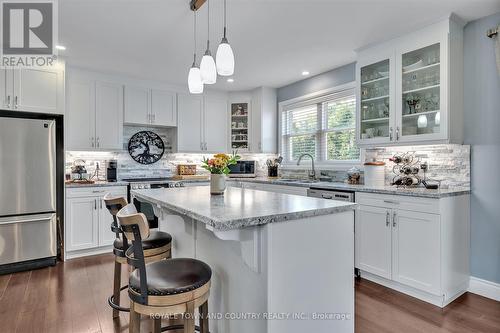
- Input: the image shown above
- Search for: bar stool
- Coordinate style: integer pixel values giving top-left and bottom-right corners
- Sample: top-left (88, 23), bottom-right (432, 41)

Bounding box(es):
top-left (117, 203), bottom-right (211, 333)
top-left (103, 194), bottom-right (173, 319)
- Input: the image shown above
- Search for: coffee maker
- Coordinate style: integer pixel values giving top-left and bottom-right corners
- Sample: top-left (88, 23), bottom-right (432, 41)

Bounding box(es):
top-left (106, 160), bottom-right (117, 182)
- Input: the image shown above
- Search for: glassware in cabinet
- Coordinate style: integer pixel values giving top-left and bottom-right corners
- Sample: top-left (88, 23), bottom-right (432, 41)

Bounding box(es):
top-left (360, 59), bottom-right (391, 140)
top-left (401, 43), bottom-right (441, 137)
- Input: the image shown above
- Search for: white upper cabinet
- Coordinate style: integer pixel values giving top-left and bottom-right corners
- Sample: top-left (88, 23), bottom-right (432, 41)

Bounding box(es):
top-left (124, 86), bottom-right (177, 127)
top-left (95, 81), bottom-right (123, 150)
top-left (66, 77), bottom-right (95, 150)
top-left (177, 94), bottom-right (229, 153)
top-left (124, 85), bottom-right (150, 125)
top-left (13, 68), bottom-right (64, 114)
top-left (66, 69), bottom-right (123, 150)
top-left (204, 97), bottom-right (228, 152)
top-left (177, 93), bottom-right (204, 152)
top-left (0, 67), bottom-right (63, 114)
top-left (229, 87), bottom-right (277, 154)
top-left (151, 89), bottom-right (177, 127)
top-left (356, 17), bottom-right (463, 147)
top-left (251, 87), bottom-right (277, 153)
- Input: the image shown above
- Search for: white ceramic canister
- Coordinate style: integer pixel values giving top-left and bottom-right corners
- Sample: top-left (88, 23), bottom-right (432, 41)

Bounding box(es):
top-left (364, 161), bottom-right (386, 187)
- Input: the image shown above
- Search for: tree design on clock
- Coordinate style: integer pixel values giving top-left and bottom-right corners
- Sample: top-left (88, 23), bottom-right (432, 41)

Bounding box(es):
top-left (128, 131), bottom-right (165, 165)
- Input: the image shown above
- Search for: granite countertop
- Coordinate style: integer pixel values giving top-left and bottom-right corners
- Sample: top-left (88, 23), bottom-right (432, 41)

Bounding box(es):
top-left (65, 181), bottom-right (129, 188)
top-left (132, 187), bottom-right (357, 231)
top-left (232, 178), bottom-right (470, 199)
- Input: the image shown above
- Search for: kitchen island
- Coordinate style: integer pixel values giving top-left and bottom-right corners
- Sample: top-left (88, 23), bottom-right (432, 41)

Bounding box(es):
top-left (131, 186), bottom-right (356, 333)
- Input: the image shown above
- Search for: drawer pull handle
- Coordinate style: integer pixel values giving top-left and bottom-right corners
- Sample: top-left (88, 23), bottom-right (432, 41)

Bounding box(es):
top-left (383, 200), bottom-right (399, 204)
top-left (386, 211), bottom-right (391, 227)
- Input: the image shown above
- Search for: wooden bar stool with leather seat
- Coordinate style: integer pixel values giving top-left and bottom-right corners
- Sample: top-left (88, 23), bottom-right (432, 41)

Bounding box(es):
top-left (103, 194), bottom-right (173, 319)
top-left (117, 203), bottom-right (211, 333)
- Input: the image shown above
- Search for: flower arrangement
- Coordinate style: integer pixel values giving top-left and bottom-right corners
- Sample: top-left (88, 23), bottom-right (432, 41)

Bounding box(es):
top-left (201, 153), bottom-right (240, 175)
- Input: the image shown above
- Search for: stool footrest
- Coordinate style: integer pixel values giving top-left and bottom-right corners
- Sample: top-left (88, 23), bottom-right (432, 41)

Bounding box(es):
top-left (108, 285), bottom-right (130, 313)
top-left (161, 324), bottom-right (206, 332)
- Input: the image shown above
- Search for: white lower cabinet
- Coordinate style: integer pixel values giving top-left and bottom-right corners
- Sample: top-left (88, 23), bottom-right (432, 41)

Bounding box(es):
top-left (66, 196), bottom-right (99, 251)
top-left (355, 192), bottom-right (469, 307)
top-left (356, 205), bottom-right (392, 279)
top-left (65, 186), bottom-right (127, 258)
top-left (392, 209), bottom-right (441, 295)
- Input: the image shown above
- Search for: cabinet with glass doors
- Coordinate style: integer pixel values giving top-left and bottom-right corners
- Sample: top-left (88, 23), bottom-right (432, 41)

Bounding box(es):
top-left (356, 17), bottom-right (463, 147)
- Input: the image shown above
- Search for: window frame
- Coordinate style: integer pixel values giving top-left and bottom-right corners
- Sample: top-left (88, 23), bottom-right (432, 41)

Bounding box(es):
top-left (278, 82), bottom-right (363, 169)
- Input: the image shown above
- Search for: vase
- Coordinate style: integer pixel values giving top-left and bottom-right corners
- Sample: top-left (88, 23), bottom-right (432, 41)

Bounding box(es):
top-left (210, 174), bottom-right (226, 195)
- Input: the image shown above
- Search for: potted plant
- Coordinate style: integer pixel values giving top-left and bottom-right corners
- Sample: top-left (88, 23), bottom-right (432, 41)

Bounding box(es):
top-left (201, 153), bottom-right (240, 195)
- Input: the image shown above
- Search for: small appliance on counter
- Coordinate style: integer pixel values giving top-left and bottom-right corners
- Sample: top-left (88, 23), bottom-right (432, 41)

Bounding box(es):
top-left (364, 160), bottom-right (386, 187)
top-left (70, 159), bottom-right (92, 183)
top-left (228, 160), bottom-right (256, 178)
top-left (106, 160), bottom-right (118, 182)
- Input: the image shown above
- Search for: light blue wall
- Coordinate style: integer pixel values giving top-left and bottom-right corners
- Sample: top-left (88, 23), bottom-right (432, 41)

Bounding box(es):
top-left (464, 12), bottom-right (500, 284)
top-left (277, 63), bottom-right (355, 102)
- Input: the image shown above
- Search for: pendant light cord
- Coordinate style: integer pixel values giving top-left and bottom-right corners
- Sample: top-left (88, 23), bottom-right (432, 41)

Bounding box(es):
top-left (206, 0), bottom-right (210, 50)
top-left (193, 10), bottom-right (197, 65)
top-left (223, 0), bottom-right (227, 38)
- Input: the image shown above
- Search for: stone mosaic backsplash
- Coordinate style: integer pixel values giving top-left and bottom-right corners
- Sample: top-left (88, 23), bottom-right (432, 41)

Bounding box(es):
top-left (67, 125), bottom-right (470, 189)
top-left (66, 125), bottom-right (277, 179)
top-left (364, 144), bottom-right (470, 188)
top-left (279, 144), bottom-right (470, 188)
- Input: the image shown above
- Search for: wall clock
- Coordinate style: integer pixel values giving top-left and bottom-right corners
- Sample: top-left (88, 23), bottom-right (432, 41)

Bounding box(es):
top-left (128, 131), bottom-right (165, 165)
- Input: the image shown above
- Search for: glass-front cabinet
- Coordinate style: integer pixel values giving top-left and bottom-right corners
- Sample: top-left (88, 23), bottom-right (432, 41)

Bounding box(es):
top-left (398, 42), bottom-right (446, 142)
top-left (356, 18), bottom-right (462, 147)
top-left (358, 57), bottom-right (393, 145)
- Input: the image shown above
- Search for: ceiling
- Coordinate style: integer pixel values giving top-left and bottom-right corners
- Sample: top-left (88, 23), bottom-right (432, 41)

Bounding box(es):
top-left (59, 0), bottom-right (500, 91)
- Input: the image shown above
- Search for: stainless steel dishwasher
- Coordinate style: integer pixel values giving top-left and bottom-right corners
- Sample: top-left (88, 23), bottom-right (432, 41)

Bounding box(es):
top-left (307, 188), bottom-right (354, 202)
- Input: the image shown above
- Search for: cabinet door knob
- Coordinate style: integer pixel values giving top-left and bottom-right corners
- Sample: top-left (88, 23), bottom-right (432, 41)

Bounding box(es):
top-left (392, 211), bottom-right (397, 227)
top-left (91, 137), bottom-right (95, 148)
top-left (94, 199), bottom-right (97, 210)
top-left (386, 211), bottom-right (391, 227)
top-left (14, 96), bottom-right (18, 109)
top-left (396, 127), bottom-right (400, 141)
top-left (6, 95), bottom-right (11, 108)
top-left (389, 127), bottom-right (393, 141)
top-left (96, 137), bottom-right (100, 148)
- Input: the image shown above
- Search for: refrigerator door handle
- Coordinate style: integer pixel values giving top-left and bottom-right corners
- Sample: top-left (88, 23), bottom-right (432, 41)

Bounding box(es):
top-left (0, 213), bottom-right (55, 225)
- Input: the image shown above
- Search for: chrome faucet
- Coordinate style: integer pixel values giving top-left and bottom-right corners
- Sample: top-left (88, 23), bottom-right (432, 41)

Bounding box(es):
top-left (297, 153), bottom-right (316, 180)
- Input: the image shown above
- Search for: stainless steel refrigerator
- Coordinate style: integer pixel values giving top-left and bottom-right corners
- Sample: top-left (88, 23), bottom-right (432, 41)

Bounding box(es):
top-left (0, 117), bottom-right (57, 266)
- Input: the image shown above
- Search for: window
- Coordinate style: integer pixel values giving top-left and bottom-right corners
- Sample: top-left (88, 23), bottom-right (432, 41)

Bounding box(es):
top-left (281, 87), bottom-right (359, 164)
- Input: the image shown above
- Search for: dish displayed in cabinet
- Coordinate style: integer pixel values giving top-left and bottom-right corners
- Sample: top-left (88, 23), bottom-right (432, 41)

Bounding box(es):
top-left (401, 43), bottom-right (441, 137)
top-left (231, 103), bottom-right (249, 149)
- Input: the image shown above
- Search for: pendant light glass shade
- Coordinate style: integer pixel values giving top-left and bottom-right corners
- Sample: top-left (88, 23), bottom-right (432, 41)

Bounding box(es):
top-left (216, 35), bottom-right (234, 76)
top-left (188, 11), bottom-right (203, 94)
top-left (200, 47), bottom-right (217, 84)
top-left (216, 0), bottom-right (234, 76)
top-left (188, 62), bottom-right (204, 94)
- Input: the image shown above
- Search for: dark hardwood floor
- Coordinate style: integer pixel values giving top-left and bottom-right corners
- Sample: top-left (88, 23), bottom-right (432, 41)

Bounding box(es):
top-left (0, 254), bottom-right (499, 333)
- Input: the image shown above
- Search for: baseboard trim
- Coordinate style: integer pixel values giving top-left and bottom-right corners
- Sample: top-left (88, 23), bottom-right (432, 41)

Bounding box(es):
top-left (65, 246), bottom-right (113, 260)
top-left (468, 276), bottom-right (500, 302)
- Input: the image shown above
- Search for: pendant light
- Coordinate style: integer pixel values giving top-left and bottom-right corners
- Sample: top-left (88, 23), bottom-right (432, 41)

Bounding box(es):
top-left (216, 0), bottom-right (235, 76)
top-left (188, 10), bottom-right (203, 94)
top-left (200, 0), bottom-right (217, 84)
